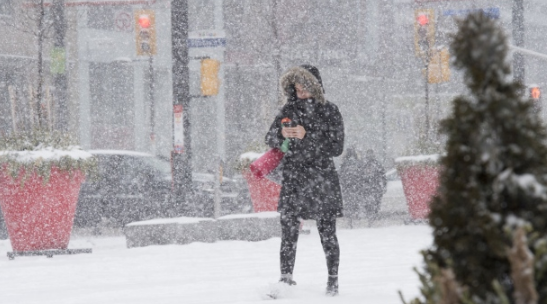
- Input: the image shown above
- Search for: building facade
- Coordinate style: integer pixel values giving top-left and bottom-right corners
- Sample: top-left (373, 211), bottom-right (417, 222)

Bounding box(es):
top-left (1, 0), bottom-right (546, 173)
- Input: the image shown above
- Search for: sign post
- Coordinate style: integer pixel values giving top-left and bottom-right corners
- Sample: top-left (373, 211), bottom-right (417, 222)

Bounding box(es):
top-left (187, 1), bottom-right (226, 219)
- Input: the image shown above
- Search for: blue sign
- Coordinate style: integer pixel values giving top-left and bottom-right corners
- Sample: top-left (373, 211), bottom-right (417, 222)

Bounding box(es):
top-left (443, 7), bottom-right (500, 19)
top-left (188, 38), bottom-right (226, 48)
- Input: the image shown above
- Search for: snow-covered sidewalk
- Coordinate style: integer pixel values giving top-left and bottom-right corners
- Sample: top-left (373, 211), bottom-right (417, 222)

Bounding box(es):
top-left (0, 224), bottom-right (431, 304)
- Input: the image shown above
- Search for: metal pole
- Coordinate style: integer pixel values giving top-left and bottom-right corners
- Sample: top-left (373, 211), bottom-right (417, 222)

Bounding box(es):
top-left (510, 45), bottom-right (547, 61)
top-left (213, 0), bottom-right (225, 219)
top-left (381, 84), bottom-right (386, 163)
top-left (271, 0), bottom-right (282, 107)
top-left (149, 54), bottom-right (156, 154)
top-left (36, 0), bottom-right (45, 127)
top-left (424, 56), bottom-right (430, 142)
top-left (512, 0), bottom-right (525, 82)
top-left (171, 0), bottom-right (192, 211)
top-left (53, 0), bottom-right (68, 131)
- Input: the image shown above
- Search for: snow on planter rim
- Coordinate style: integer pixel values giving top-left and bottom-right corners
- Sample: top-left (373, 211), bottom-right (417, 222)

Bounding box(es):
top-left (0, 146), bottom-right (97, 183)
top-left (0, 146), bottom-right (93, 163)
top-left (395, 154), bottom-right (441, 166)
top-left (239, 151), bottom-right (265, 162)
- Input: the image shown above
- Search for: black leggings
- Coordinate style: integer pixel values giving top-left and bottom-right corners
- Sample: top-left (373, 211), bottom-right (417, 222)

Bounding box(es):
top-left (280, 213), bottom-right (340, 276)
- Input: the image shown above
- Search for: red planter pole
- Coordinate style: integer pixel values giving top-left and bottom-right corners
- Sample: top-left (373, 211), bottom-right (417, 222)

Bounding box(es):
top-left (0, 167), bottom-right (85, 252)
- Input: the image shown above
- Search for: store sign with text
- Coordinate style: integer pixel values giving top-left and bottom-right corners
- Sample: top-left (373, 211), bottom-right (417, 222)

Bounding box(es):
top-left (173, 105), bottom-right (184, 153)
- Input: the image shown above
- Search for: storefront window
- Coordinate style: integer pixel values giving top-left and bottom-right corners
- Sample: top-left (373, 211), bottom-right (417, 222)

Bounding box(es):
top-left (0, 0), bottom-right (13, 16)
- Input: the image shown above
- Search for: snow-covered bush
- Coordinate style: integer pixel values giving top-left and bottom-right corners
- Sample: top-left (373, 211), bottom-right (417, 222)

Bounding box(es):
top-left (0, 129), bottom-right (96, 182)
top-left (404, 12), bottom-right (547, 303)
top-left (232, 140), bottom-right (269, 173)
top-left (404, 129), bottom-right (444, 157)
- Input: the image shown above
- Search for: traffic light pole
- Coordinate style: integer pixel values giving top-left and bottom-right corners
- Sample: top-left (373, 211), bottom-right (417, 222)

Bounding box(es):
top-left (424, 54), bottom-right (430, 142)
top-left (512, 0), bottom-right (525, 82)
top-left (171, 0), bottom-right (193, 211)
top-left (149, 54), bottom-right (155, 154)
top-left (415, 12), bottom-right (433, 144)
top-left (213, 0), bottom-right (225, 220)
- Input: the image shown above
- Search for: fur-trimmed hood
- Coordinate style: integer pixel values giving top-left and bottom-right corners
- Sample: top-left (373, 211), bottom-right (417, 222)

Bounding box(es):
top-left (280, 66), bottom-right (326, 105)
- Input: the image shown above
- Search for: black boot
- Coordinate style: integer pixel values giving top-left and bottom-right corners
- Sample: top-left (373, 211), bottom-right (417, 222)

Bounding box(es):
top-left (326, 275), bottom-right (338, 296)
top-left (279, 274), bottom-right (297, 286)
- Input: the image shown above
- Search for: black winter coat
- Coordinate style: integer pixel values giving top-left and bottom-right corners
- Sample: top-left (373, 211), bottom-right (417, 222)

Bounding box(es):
top-left (362, 156), bottom-right (387, 197)
top-left (265, 67), bottom-right (345, 220)
top-left (339, 156), bottom-right (366, 211)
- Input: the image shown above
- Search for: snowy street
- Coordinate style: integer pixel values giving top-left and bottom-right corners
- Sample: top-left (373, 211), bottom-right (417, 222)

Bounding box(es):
top-left (0, 225), bottom-right (431, 304)
top-left (0, 181), bottom-right (434, 304)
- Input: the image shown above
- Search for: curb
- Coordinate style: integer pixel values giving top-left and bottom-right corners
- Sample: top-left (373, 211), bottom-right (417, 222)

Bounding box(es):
top-left (124, 212), bottom-right (280, 248)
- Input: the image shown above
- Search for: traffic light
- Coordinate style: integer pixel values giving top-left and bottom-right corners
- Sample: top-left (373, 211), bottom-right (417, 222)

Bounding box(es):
top-left (531, 86), bottom-right (541, 100)
top-left (135, 10), bottom-right (156, 56)
top-left (530, 86), bottom-right (541, 111)
top-left (414, 9), bottom-right (435, 58)
top-left (201, 59), bottom-right (220, 96)
top-left (428, 47), bottom-right (450, 84)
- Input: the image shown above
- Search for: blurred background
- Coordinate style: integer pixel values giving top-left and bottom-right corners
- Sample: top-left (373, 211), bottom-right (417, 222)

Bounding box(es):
top-left (0, 0), bottom-right (544, 173)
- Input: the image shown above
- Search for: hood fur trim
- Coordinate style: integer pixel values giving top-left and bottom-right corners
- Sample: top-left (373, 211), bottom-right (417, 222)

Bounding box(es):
top-left (280, 66), bottom-right (326, 105)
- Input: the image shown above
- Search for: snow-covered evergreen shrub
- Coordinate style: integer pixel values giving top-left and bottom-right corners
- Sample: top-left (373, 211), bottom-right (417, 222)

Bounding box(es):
top-left (232, 140), bottom-right (269, 173)
top-left (0, 129), bottom-right (96, 182)
top-left (405, 12), bottom-right (547, 303)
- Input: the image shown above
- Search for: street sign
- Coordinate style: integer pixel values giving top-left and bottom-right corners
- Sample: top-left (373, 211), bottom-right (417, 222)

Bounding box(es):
top-left (188, 38), bottom-right (226, 48)
top-left (443, 7), bottom-right (500, 19)
top-left (50, 47), bottom-right (66, 74)
top-left (188, 30), bottom-right (226, 48)
top-left (174, 105), bottom-right (184, 153)
top-left (115, 11), bottom-right (132, 32)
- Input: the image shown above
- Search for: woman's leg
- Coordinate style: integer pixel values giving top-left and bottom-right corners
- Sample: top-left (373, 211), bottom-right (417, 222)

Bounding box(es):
top-left (317, 216), bottom-right (340, 295)
top-left (280, 212), bottom-right (300, 277)
top-left (317, 217), bottom-right (340, 276)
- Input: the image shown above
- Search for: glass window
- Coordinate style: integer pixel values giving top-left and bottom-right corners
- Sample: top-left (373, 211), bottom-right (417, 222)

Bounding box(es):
top-left (0, 1), bottom-right (13, 16)
top-left (140, 156), bottom-right (172, 177)
top-left (87, 6), bottom-right (115, 31)
top-left (89, 61), bottom-right (135, 149)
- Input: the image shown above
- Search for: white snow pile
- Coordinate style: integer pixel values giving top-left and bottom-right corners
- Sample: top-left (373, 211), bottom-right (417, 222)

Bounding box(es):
top-left (126, 212), bottom-right (279, 226)
top-left (240, 151), bottom-right (265, 162)
top-left (126, 216), bottom-right (215, 226)
top-left (395, 154), bottom-right (440, 166)
top-left (0, 146), bottom-right (93, 163)
top-left (496, 168), bottom-right (547, 199)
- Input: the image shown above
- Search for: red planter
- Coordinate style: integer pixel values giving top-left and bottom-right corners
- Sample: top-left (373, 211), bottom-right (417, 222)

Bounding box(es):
top-left (242, 170), bottom-right (281, 213)
top-left (0, 167), bottom-right (85, 251)
top-left (396, 156), bottom-right (440, 220)
top-left (249, 148), bottom-right (284, 179)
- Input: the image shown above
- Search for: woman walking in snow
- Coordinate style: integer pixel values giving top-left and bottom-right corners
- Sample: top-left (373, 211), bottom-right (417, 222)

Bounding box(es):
top-left (265, 65), bottom-right (345, 296)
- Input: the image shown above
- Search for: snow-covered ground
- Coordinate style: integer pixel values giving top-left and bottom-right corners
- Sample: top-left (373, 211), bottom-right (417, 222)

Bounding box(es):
top-left (0, 180), bottom-right (433, 304)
